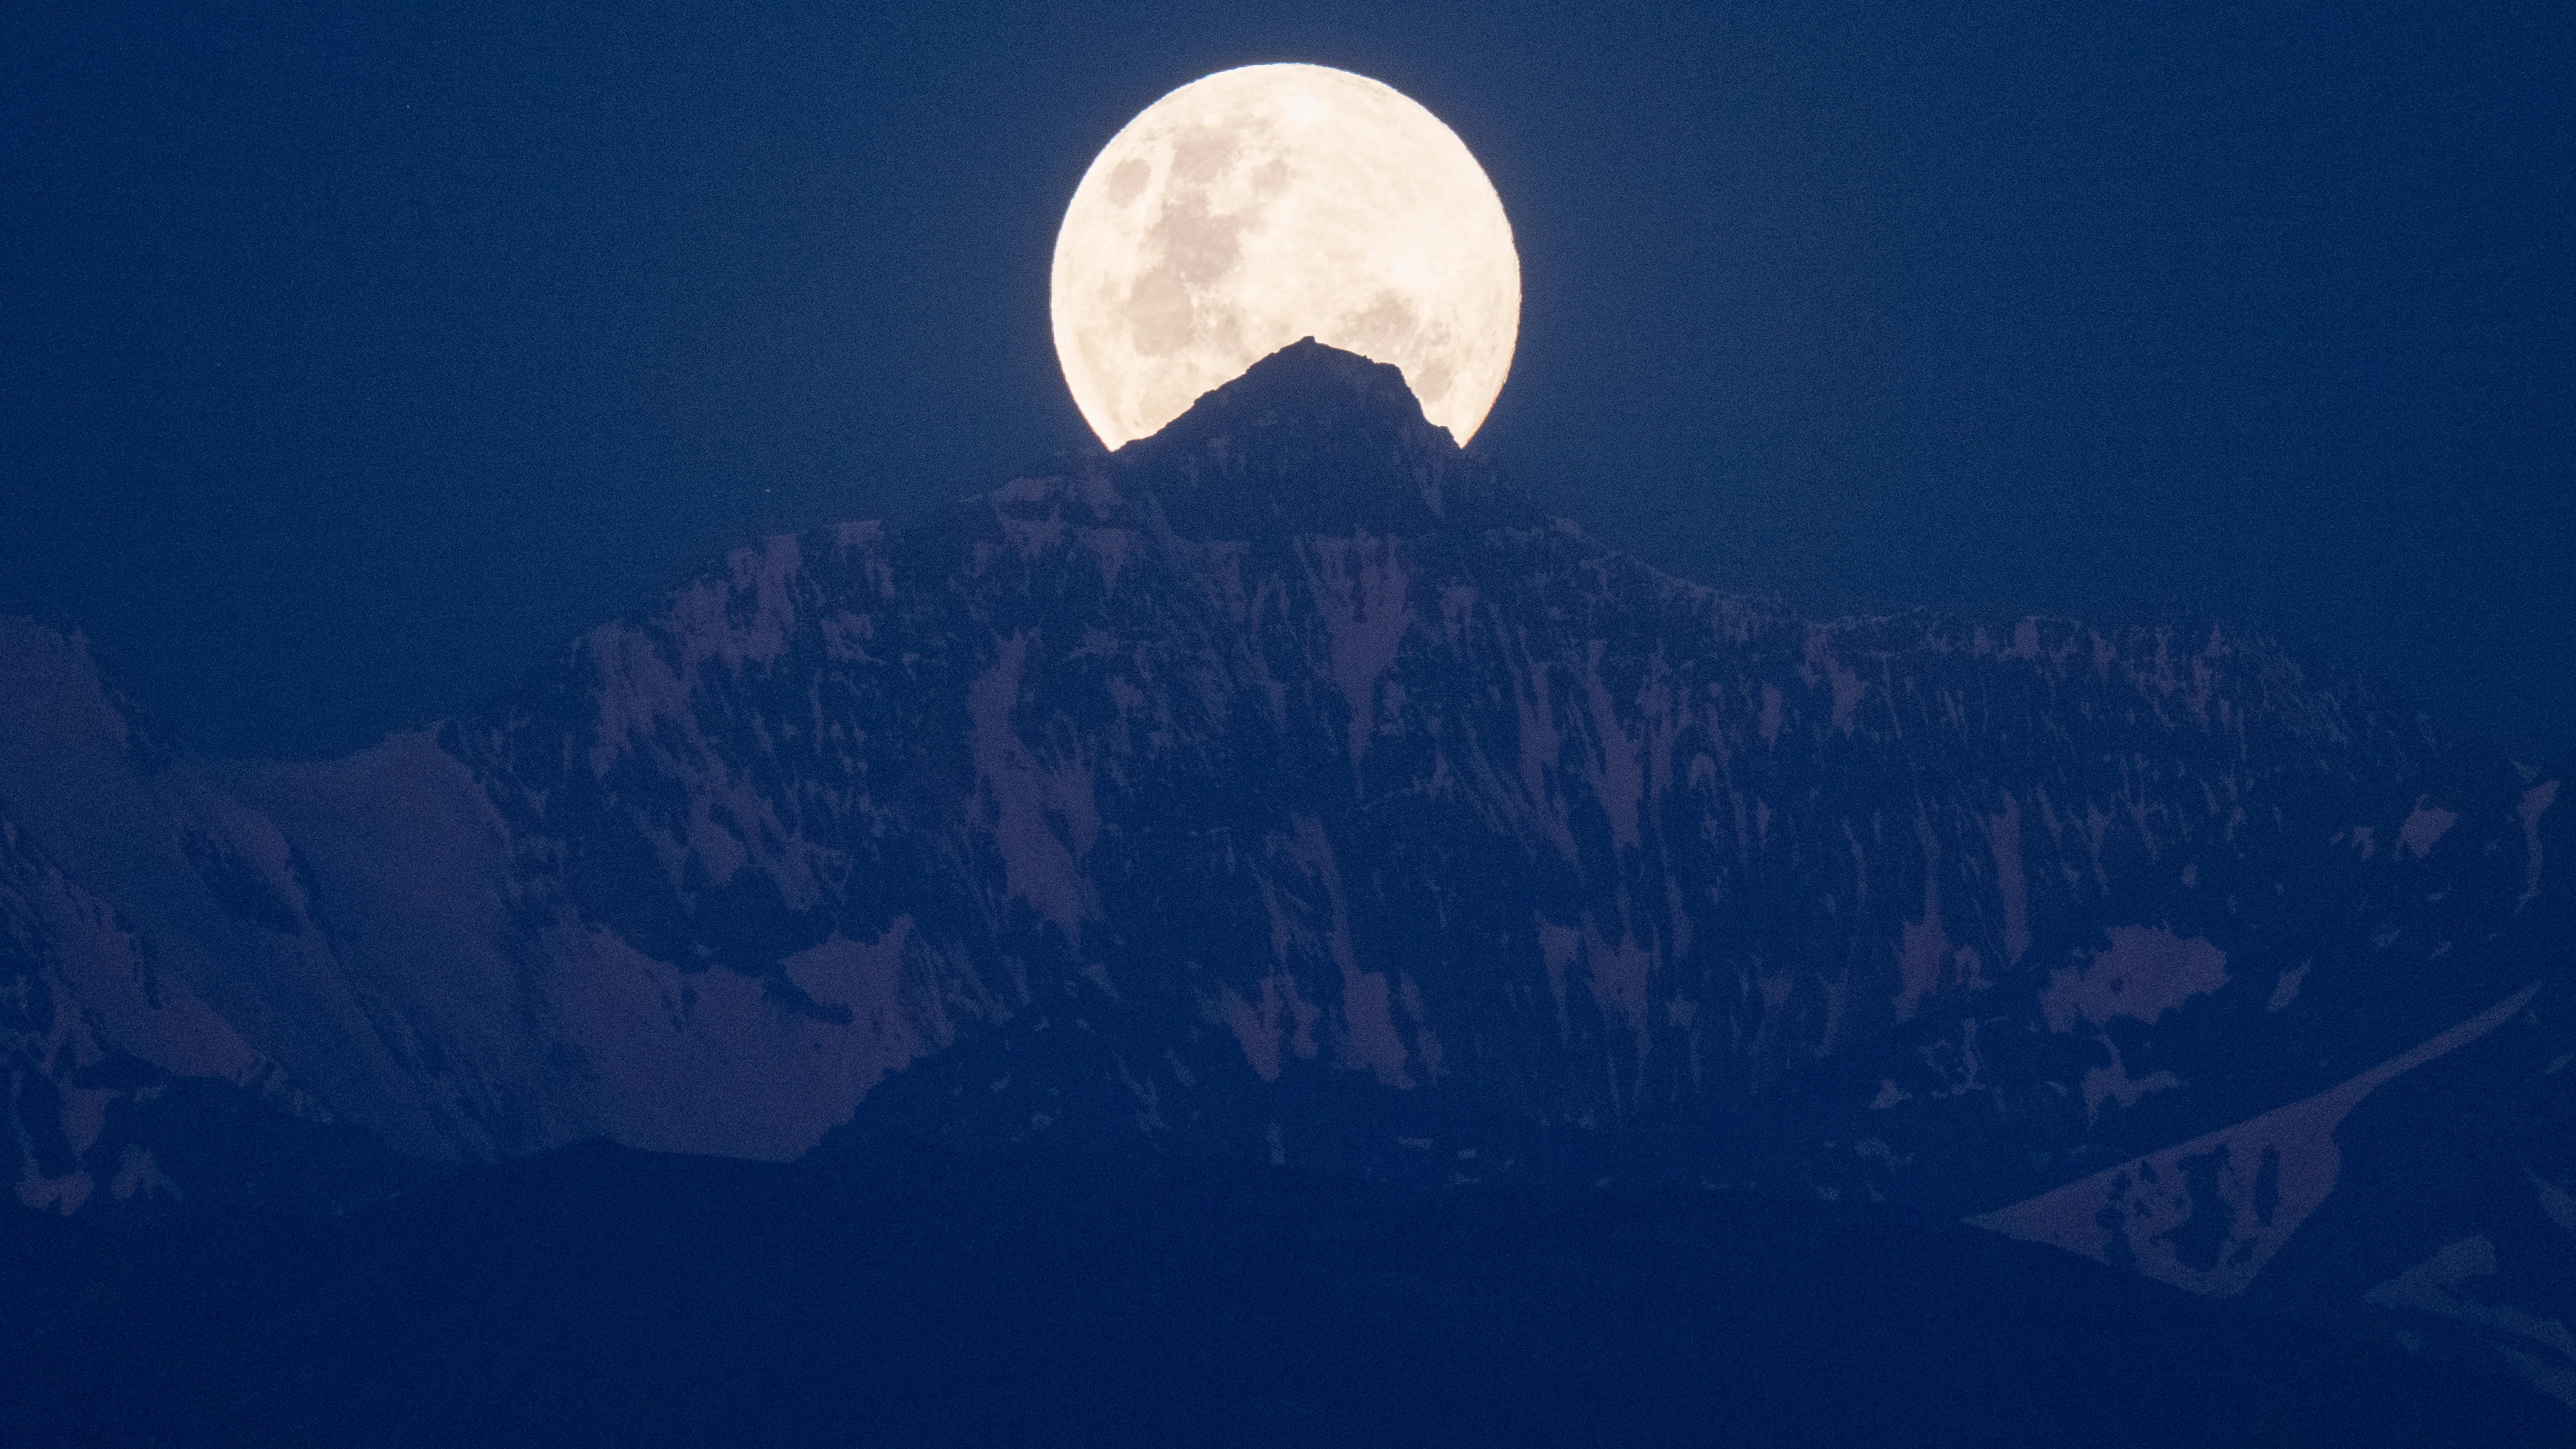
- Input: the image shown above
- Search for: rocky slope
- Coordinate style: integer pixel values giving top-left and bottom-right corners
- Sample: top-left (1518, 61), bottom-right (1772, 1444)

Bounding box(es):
top-left (1, 341), bottom-right (2566, 1399)
top-left (0, 662), bottom-right (421, 1217)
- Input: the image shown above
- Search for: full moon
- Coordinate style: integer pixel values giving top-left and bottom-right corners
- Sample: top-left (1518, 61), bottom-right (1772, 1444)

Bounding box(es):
top-left (1050, 63), bottom-right (1520, 449)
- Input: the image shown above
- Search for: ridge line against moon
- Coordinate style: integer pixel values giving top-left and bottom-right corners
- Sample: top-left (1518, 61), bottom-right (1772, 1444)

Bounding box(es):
top-left (1050, 62), bottom-right (1521, 449)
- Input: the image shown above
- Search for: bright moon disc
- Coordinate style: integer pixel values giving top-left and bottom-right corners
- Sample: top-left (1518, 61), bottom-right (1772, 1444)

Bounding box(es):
top-left (1051, 63), bottom-right (1520, 448)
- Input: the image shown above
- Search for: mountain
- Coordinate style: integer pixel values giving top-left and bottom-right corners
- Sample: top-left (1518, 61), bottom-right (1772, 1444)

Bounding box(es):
top-left (2, 340), bottom-right (2569, 1405)
top-left (0, 640), bottom-right (430, 1217)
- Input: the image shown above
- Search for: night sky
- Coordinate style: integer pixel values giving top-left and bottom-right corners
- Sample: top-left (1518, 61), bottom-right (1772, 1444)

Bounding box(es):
top-left (5, 1), bottom-right (2569, 761)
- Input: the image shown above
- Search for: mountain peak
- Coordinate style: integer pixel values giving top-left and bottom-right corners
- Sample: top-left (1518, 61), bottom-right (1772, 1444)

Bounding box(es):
top-left (1111, 339), bottom-right (1537, 539)
top-left (1204, 337), bottom-right (1435, 427)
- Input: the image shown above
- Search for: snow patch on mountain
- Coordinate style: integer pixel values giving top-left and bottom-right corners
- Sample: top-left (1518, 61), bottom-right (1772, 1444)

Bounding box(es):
top-left (2400, 799), bottom-right (2458, 858)
top-left (1974, 983), bottom-right (2541, 1297)
top-left (2041, 927), bottom-right (2228, 1033)
top-left (2522, 780), bottom-right (2558, 908)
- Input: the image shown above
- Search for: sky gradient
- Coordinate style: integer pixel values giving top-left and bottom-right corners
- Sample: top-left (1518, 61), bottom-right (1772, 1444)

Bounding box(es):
top-left (4, 0), bottom-right (2568, 759)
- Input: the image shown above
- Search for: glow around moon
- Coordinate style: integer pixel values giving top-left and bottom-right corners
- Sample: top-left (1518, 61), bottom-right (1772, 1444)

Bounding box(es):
top-left (1051, 63), bottom-right (1520, 449)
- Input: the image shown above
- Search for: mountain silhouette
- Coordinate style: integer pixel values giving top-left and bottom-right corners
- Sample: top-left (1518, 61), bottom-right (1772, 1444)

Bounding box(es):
top-left (2, 342), bottom-right (2570, 1410)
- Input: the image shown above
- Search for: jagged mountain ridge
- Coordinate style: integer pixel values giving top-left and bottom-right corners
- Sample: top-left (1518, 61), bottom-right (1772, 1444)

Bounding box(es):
top-left (1, 340), bottom-right (2567, 1401)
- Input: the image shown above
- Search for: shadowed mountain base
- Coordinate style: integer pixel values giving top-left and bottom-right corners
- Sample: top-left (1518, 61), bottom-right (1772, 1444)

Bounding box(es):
top-left (3, 1139), bottom-right (2569, 1448)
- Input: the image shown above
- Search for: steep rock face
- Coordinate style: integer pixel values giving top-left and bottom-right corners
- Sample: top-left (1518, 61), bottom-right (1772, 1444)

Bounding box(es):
top-left (0, 622), bottom-right (508, 1165)
top-left (330, 342), bottom-right (2440, 1175)
top-left (3, 813), bottom-right (273, 1213)
top-left (0, 808), bottom-right (413, 1217)
top-left (0, 342), bottom-right (2566, 1395)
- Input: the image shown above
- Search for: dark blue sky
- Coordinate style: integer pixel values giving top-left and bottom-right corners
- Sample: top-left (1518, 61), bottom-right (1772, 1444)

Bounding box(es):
top-left (5, 1), bottom-right (2569, 759)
